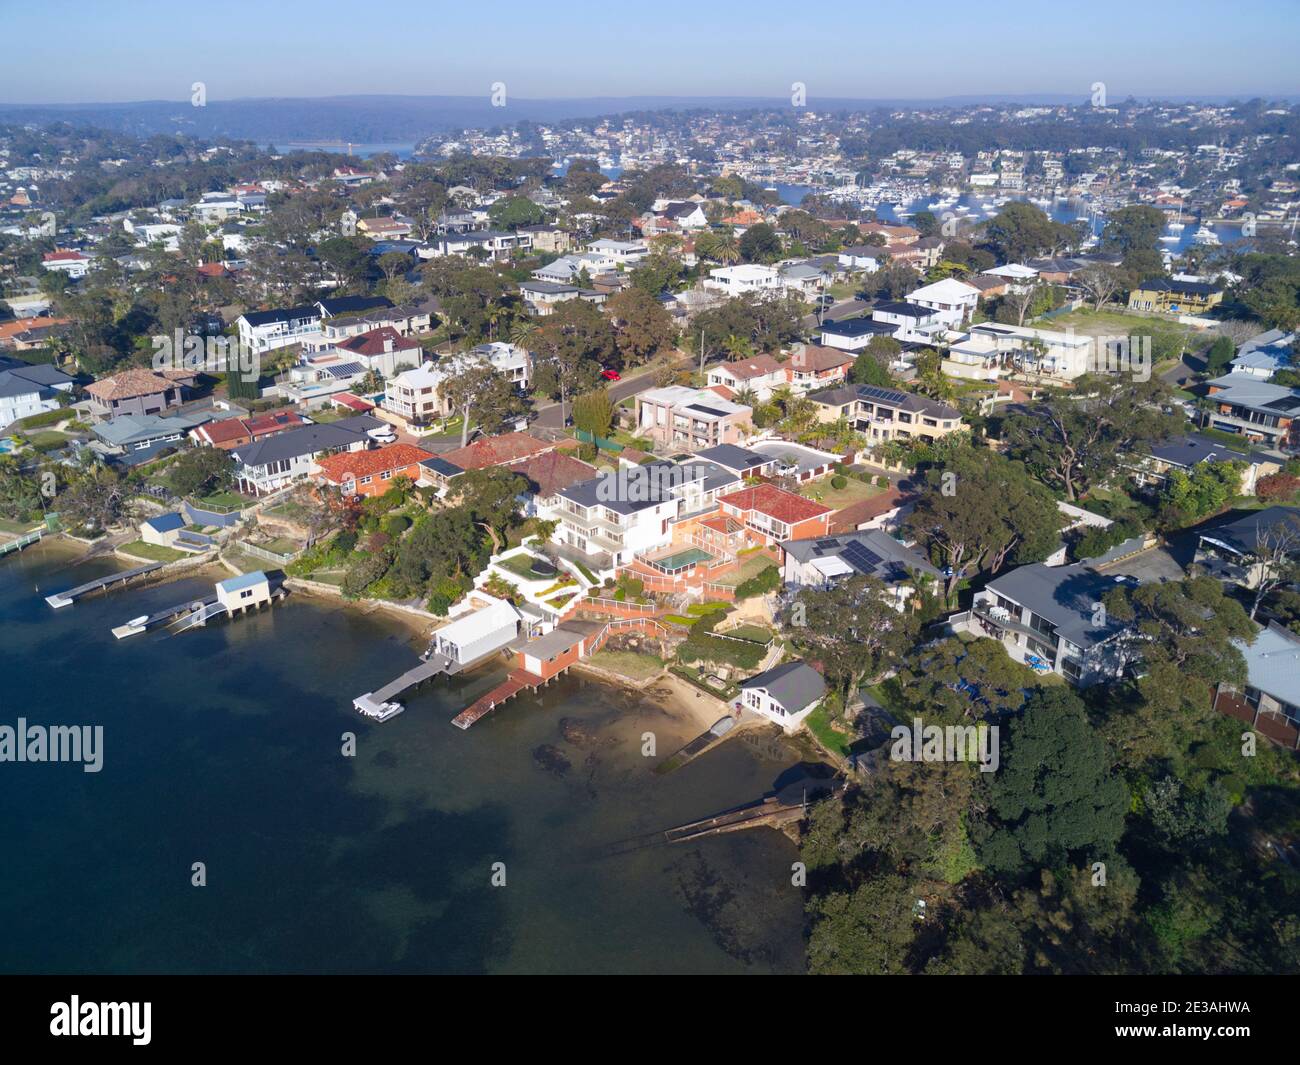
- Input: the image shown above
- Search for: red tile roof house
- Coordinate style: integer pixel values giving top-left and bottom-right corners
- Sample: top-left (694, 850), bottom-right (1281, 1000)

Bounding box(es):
top-left (416, 432), bottom-right (560, 490)
top-left (313, 443), bottom-right (433, 499)
top-left (506, 449), bottom-right (599, 517)
top-left (190, 410), bottom-right (308, 450)
top-left (320, 326), bottom-right (423, 379)
top-left (717, 484), bottom-right (833, 547)
top-left (84, 368), bottom-right (189, 420)
top-left (786, 345), bottom-right (854, 392)
top-left (706, 353), bottom-right (788, 401)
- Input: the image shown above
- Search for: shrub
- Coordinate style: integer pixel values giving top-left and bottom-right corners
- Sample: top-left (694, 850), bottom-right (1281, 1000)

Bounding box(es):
top-left (734, 564), bottom-right (781, 600)
top-left (830, 474), bottom-right (847, 490)
top-left (17, 409), bottom-right (67, 429)
top-left (382, 513), bottom-right (411, 536)
top-left (1258, 472), bottom-right (1300, 502)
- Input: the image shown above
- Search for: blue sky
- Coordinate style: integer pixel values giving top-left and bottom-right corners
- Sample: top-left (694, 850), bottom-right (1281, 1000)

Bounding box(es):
top-left (3, 0), bottom-right (1297, 104)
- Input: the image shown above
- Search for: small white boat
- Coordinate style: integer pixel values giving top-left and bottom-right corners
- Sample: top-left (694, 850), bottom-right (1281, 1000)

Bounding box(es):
top-left (1193, 225), bottom-right (1221, 246)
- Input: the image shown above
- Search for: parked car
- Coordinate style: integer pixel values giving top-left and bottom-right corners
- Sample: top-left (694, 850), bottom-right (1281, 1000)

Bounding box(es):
top-left (600, 369), bottom-right (621, 381)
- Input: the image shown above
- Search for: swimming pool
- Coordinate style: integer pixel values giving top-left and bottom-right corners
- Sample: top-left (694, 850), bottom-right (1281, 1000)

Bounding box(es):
top-left (651, 547), bottom-right (714, 573)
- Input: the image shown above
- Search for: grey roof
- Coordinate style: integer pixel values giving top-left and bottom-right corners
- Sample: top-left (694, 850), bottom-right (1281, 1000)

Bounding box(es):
top-left (1199, 506), bottom-right (1300, 556)
top-left (1148, 434), bottom-right (1276, 470)
top-left (740, 661), bottom-right (826, 712)
top-left (984, 562), bottom-right (1130, 649)
top-left (0, 362), bottom-right (73, 398)
top-left (419, 456), bottom-right (465, 478)
top-left (232, 415), bottom-right (381, 468)
top-left (144, 512), bottom-right (186, 533)
top-left (873, 300), bottom-right (932, 318)
top-left (1206, 374), bottom-right (1300, 417)
top-left (521, 626), bottom-right (588, 660)
top-left (809, 382), bottom-right (960, 420)
top-left (318, 295), bottom-right (393, 317)
top-left (557, 464), bottom-right (676, 515)
top-left (692, 443), bottom-right (774, 474)
top-left (93, 409), bottom-right (215, 446)
top-left (822, 317), bottom-right (895, 338)
top-left (1235, 623), bottom-right (1300, 706)
top-left (782, 530), bottom-right (940, 581)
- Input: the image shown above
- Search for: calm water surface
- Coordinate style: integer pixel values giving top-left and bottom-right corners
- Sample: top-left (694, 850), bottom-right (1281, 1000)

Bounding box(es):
top-left (0, 544), bottom-right (807, 973)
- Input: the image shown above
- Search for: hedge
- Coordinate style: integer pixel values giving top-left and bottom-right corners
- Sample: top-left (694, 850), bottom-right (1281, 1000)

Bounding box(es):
top-left (734, 563), bottom-right (781, 600)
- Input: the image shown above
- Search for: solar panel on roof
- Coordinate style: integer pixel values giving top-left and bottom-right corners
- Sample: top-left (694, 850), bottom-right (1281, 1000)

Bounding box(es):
top-left (841, 540), bottom-right (884, 574)
top-left (857, 385), bottom-right (908, 404)
top-left (815, 538), bottom-right (840, 549)
top-left (686, 403), bottom-right (729, 417)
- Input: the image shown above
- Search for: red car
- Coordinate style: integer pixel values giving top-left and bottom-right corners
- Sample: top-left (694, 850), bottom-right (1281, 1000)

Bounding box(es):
top-left (600, 369), bottom-right (621, 381)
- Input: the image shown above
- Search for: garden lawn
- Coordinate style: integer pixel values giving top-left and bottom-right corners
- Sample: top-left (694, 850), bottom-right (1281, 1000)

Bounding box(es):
top-left (800, 477), bottom-right (885, 510)
top-left (587, 650), bottom-right (664, 681)
top-left (118, 540), bottom-right (188, 563)
top-left (803, 705), bottom-right (854, 758)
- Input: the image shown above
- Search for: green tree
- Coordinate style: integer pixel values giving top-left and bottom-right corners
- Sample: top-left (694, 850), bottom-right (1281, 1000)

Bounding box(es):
top-left (906, 448), bottom-right (1061, 602)
top-left (605, 287), bottom-right (674, 366)
top-left (166, 446), bottom-right (234, 498)
top-left (977, 687), bottom-right (1129, 876)
top-left (572, 388), bottom-right (614, 440)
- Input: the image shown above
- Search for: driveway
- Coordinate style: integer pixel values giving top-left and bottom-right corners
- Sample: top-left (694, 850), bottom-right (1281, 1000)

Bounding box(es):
top-left (1096, 544), bottom-right (1187, 584)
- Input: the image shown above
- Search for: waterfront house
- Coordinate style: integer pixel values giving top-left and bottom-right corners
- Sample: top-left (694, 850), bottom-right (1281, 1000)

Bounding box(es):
top-left (231, 416), bottom-right (382, 496)
top-left (737, 661), bottom-right (826, 732)
top-left (960, 562), bottom-right (1132, 685)
top-left (506, 449), bottom-right (599, 517)
top-left (716, 484), bottom-right (833, 548)
top-left (807, 383), bottom-right (963, 444)
top-left (313, 442), bottom-right (433, 499)
top-left (780, 529), bottom-right (940, 607)
top-left (93, 409), bottom-right (220, 465)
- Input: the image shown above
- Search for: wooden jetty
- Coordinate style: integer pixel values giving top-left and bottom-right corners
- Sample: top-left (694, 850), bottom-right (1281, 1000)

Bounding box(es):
top-left (112, 594), bottom-right (218, 639)
top-left (452, 668), bottom-right (547, 730)
top-left (599, 796), bottom-right (810, 858)
top-left (46, 562), bottom-right (165, 609)
top-left (353, 652), bottom-right (454, 721)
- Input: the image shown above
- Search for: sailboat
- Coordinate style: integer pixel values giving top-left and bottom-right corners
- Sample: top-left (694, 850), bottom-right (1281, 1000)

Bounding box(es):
top-left (1167, 206), bottom-right (1185, 233)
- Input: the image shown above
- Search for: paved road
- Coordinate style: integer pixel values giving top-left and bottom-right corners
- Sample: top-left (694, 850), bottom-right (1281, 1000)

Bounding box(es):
top-left (531, 353), bottom-right (694, 429)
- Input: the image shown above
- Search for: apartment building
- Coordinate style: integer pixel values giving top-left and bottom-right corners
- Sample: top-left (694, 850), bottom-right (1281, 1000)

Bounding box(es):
top-left (807, 383), bottom-right (963, 443)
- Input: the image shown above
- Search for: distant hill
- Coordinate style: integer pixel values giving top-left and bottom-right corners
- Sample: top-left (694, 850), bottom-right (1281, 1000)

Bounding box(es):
top-left (0, 92), bottom-right (1292, 147)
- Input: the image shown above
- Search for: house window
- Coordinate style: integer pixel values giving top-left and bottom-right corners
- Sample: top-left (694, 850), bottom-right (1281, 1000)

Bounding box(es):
top-left (360, 475), bottom-right (373, 485)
